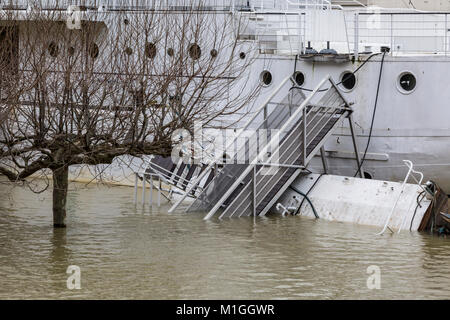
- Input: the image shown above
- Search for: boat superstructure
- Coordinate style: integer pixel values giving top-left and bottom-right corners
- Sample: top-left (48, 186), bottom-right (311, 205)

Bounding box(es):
top-left (1, 0), bottom-right (450, 192)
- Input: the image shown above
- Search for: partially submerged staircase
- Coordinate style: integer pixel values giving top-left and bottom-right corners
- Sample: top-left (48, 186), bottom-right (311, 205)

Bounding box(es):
top-left (147, 155), bottom-right (217, 199)
top-left (168, 75), bottom-right (358, 219)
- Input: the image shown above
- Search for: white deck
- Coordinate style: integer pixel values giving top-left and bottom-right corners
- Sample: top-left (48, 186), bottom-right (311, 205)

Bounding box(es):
top-left (275, 173), bottom-right (431, 231)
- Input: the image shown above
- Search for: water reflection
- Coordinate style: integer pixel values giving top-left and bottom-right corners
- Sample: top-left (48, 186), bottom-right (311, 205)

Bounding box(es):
top-left (47, 228), bottom-right (70, 295)
top-left (0, 182), bottom-right (449, 299)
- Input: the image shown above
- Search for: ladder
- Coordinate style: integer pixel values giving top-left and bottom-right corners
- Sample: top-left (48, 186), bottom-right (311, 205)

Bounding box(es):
top-left (169, 74), bottom-right (361, 219)
top-left (377, 160), bottom-right (431, 235)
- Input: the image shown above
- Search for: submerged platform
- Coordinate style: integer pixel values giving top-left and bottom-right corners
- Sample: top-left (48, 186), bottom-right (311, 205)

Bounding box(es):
top-left (274, 173), bottom-right (447, 234)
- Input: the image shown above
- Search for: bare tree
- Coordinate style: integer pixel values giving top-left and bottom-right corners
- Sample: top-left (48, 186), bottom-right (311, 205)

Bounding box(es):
top-left (0, 2), bottom-right (260, 227)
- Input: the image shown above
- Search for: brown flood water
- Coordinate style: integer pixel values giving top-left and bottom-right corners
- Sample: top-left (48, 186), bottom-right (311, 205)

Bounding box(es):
top-left (0, 182), bottom-right (450, 300)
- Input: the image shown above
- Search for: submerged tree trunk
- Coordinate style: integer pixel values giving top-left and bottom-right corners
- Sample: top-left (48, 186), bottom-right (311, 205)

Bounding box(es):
top-left (52, 166), bottom-right (69, 228)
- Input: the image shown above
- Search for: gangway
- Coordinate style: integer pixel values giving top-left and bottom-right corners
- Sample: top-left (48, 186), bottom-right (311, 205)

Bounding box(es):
top-left (168, 74), bottom-right (363, 219)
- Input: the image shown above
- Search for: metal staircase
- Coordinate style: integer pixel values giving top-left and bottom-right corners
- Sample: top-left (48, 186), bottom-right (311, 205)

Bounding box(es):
top-left (147, 155), bottom-right (217, 199)
top-left (218, 104), bottom-right (347, 219)
top-left (169, 75), bottom-right (361, 220)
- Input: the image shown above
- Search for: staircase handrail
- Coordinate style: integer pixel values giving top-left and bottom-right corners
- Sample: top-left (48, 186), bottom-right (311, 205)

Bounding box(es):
top-left (377, 160), bottom-right (429, 235)
top-left (168, 74), bottom-right (294, 213)
top-left (146, 161), bottom-right (203, 193)
top-left (203, 74), bottom-right (333, 219)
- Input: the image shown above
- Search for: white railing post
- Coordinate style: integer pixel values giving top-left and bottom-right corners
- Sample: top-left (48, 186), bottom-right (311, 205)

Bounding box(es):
top-left (354, 12), bottom-right (359, 60)
top-left (377, 160), bottom-right (425, 236)
top-left (302, 107), bottom-right (307, 165)
top-left (397, 161), bottom-right (425, 234)
top-left (390, 13), bottom-right (394, 54)
top-left (134, 173), bottom-right (138, 205)
top-left (253, 165), bottom-right (257, 217)
top-left (299, 13), bottom-right (304, 54)
top-left (376, 162), bottom-right (412, 236)
top-left (149, 174), bottom-right (153, 207)
top-left (142, 173), bottom-right (146, 206)
top-left (158, 176), bottom-right (161, 207)
top-left (445, 14), bottom-right (448, 56)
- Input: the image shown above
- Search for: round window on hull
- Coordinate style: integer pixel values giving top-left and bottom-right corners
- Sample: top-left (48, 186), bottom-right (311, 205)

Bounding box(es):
top-left (68, 46), bottom-right (75, 56)
top-left (364, 172), bottom-right (373, 180)
top-left (260, 71), bottom-right (273, 87)
top-left (124, 47), bottom-right (133, 56)
top-left (341, 72), bottom-right (356, 91)
top-left (48, 42), bottom-right (59, 57)
top-left (145, 42), bottom-right (157, 59)
top-left (88, 43), bottom-right (99, 59)
top-left (293, 71), bottom-right (305, 86)
top-left (398, 72), bottom-right (417, 94)
top-left (188, 43), bottom-right (201, 60)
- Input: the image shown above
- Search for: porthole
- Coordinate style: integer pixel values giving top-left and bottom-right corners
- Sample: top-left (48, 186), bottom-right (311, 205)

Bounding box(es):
top-left (210, 49), bottom-right (218, 58)
top-left (124, 47), bottom-right (133, 56)
top-left (260, 70), bottom-right (273, 87)
top-left (397, 72), bottom-right (417, 94)
top-left (364, 171), bottom-right (373, 180)
top-left (293, 71), bottom-right (305, 86)
top-left (188, 43), bottom-right (201, 60)
top-left (124, 18), bottom-right (130, 25)
top-left (239, 52), bottom-right (246, 59)
top-left (89, 43), bottom-right (99, 59)
top-left (68, 46), bottom-right (75, 56)
top-left (145, 42), bottom-right (157, 59)
top-left (341, 71), bottom-right (356, 91)
top-left (167, 48), bottom-right (174, 57)
top-left (48, 41), bottom-right (59, 57)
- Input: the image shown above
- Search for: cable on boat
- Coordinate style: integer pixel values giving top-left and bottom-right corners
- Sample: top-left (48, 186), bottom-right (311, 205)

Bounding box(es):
top-left (289, 174), bottom-right (322, 219)
top-left (354, 51), bottom-right (387, 177)
top-left (410, 190), bottom-right (427, 231)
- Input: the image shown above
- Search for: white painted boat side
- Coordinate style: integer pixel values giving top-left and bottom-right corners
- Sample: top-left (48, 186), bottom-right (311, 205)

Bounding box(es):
top-left (274, 173), bottom-right (431, 231)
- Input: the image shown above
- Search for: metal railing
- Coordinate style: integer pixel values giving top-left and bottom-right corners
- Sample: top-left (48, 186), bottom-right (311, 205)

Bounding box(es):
top-left (167, 74), bottom-right (295, 213)
top-left (347, 11), bottom-right (450, 56)
top-left (0, 0), bottom-right (336, 11)
top-left (187, 83), bottom-right (308, 215)
top-left (0, 0), bottom-right (235, 11)
top-left (238, 11), bottom-right (305, 55)
top-left (133, 172), bottom-right (164, 207)
top-left (203, 75), bottom-right (354, 219)
top-left (147, 161), bottom-right (201, 194)
top-left (8, 1), bottom-right (447, 56)
top-left (377, 160), bottom-right (431, 235)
